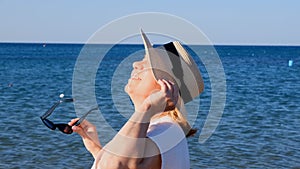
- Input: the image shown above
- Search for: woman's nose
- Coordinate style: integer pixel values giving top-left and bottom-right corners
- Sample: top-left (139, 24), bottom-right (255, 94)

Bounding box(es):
top-left (132, 61), bottom-right (144, 70)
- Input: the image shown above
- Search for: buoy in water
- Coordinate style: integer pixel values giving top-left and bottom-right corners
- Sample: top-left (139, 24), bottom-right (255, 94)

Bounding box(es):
top-left (288, 60), bottom-right (293, 67)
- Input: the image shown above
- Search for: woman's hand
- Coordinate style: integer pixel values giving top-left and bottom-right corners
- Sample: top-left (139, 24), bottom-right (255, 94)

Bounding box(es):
top-left (137, 79), bottom-right (179, 115)
top-left (68, 119), bottom-right (102, 159)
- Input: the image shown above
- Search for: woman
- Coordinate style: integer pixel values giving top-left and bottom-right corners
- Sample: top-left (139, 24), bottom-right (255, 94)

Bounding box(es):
top-left (68, 30), bottom-right (204, 169)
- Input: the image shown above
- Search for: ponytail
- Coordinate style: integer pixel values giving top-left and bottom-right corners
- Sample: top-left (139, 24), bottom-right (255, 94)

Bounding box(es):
top-left (167, 108), bottom-right (197, 137)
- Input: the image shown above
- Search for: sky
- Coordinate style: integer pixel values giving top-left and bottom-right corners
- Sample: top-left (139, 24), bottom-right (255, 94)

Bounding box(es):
top-left (0, 0), bottom-right (299, 45)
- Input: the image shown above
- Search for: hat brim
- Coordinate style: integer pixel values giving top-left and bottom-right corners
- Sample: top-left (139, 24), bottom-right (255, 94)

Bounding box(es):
top-left (141, 30), bottom-right (204, 104)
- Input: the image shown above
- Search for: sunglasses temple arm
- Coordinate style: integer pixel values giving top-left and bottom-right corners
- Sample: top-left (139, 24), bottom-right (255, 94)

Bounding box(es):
top-left (74, 107), bottom-right (98, 126)
top-left (40, 101), bottom-right (62, 119)
top-left (62, 98), bottom-right (74, 102)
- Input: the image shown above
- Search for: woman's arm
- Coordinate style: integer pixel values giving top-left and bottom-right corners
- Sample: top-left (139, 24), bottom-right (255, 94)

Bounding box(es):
top-left (69, 119), bottom-right (102, 159)
top-left (71, 79), bottom-right (177, 168)
top-left (71, 110), bottom-right (161, 169)
top-left (97, 79), bottom-right (177, 169)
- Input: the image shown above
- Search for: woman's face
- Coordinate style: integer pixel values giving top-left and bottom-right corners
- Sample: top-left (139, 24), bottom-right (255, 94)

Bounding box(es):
top-left (125, 56), bottom-right (160, 105)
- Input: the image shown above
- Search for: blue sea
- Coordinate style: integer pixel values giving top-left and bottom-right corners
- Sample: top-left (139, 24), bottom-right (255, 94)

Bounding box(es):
top-left (0, 43), bottom-right (299, 169)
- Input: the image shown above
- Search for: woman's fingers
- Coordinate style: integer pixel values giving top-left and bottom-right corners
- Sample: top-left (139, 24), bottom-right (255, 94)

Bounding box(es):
top-left (162, 79), bottom-right (179, 110)
top-left (158, 79), bottom-right (174, 94)
top-left (157, 79), bottom-right (166, 92)
top-left (162, 79), bottom-right (173, 95)
top-left (68, 118), bottom-right (87, 138)
top-left (72, 125), bottom-right (87, 137)
top-left (68, 118), bottom-right (80, 126)
top-left (143, 79), bottom-right (179, 114)
top-left (160, 79), bottom-right (178, 99)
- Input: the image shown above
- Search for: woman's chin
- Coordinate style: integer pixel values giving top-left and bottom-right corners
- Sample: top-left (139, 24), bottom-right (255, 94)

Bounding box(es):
top-left (124, 84), bottom-right (130, 94)
top-left (124, 84), bottom-right (135, 99)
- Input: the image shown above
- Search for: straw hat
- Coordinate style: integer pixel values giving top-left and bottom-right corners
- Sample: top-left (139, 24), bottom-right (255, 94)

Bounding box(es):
top-left (140, 29), bottom-right (204, 104)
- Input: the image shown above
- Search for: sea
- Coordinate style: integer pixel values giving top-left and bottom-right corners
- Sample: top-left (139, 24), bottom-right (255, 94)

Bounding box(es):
top-left (0, 43), bottom-right (299, 169)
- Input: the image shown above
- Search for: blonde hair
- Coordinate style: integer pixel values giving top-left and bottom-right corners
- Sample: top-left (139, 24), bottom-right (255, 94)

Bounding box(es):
top-left (156, 107), bottom-right (197, 138)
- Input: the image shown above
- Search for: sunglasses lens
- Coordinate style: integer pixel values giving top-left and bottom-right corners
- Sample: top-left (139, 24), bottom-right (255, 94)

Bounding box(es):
top-left (42, 118), bottom-right (56, 130)
top-left (56, 124), bottom-right (73, 134)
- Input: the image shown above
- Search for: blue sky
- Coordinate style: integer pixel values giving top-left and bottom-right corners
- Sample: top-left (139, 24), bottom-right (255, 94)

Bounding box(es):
top-left (0, 0), bottom-right (299, 45)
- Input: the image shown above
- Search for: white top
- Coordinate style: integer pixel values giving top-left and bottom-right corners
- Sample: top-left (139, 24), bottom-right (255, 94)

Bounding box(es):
top-left (147, 116), bottom-right (190, 169)
top-left (91, 116), bottom-right (190, 169)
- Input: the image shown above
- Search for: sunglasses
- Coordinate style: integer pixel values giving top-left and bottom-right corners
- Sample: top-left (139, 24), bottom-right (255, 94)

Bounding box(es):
top-left (40, 95), bottom-right (98, 134)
